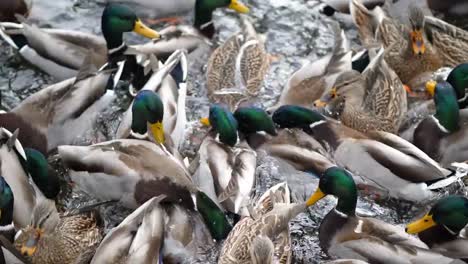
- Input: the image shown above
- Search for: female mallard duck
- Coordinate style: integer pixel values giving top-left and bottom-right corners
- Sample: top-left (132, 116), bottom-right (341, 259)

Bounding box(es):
top-left (307, 166), bottom-right (460, 263)
top-left (58, 138), bottom-right (232, 240)
top-left (15, 199), bottom-right (103, 264)
top-left (314, 48), bottom-right (407, 134)
top-left (91, 196), bottom-right (165, 264)
top-left (0, 4), bottom-right (158, 82)
top-left (116, 50), bottom-right (188, 155)
top-left (350, 1), bottom-right (443, 91)
top-left (272, 105), bottom-right (457, 202)
top-left (268, 22), bottom-right (352, 112)
top-left (0, 65), bottom-right (114, 153)
top-left (0, 0), bottom-right (31, 22)
top-left (219, 182), bottom-right (301, 264)
top-left (406, 195), bottom-right (468, 260)
top-left (414, 81), bottom-right (468, 166)
top-left (206, 16), bottom-right (271, 110)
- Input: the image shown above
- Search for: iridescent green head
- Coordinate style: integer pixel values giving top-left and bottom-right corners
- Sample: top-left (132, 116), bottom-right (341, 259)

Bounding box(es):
top-left (233, 107), bottom-right (277, 136)
top-left (132, 90), bottom-right (165, 144)
top-left (194, 0), bottom-right (249, 31)
top-left (446, 63), bottom-right (468, 106)
top-left (201, 105), bottom-right (238, 147)
top-left (272, 105), bottom-right (326, 131)
top-left (196, 191), bottom-right (232, 240)
top-left (432, 82), bottom-right (459, 133)
top-left (306, 167), bottom-right (357, 215)
top-left (101, 4), bottom-right (160, 50)
top-left (0, 176), bottom-right (13, 226)
top-left (406, 196), bottom-right (468, 234)
top-left (23, 148), bottom-right (60, 199)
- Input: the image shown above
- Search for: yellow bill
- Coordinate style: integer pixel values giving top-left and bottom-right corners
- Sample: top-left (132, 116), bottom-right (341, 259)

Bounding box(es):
top-left (426, 80), bottom-right (437, 97)
top-left (134, 19), bottom-right (160, 39)
top-left (150, 122), bottom-right (165, 144)
top-left (229, 0), bottom-right (250, 14)
top-left (411, 30), bottom-right (425, 55)
top-left (406, 213), bottom-right (436, 234)
top-left (200, 117), bottom-right (211, 127)
top-left (306, 188), bottom-right (326, 207)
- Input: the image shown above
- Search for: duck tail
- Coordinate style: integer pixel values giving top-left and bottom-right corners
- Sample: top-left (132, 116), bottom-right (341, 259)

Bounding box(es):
top-left (195, 191), bottom-right (232, 240)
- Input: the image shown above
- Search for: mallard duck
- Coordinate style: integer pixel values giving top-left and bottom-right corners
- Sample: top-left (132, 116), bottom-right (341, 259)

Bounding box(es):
top-left (307, 166), bottom-right (461, 263)
top-left (0, 0), bottom-right (31, 22)
top-left (58, 138), bottom-right (232, 240)
top-left (425, 63), bottom-right (468, 108)
top-left (268, 23), bottom-right (352, 112)
top-left (0, 65), bottom-right (114, 153)
top-left (272, 105), bottom-right (457, 202)
top-left (14, 199), bottom-right (103, 264)
top-left (314, 48), bottom-right (407, 134)
top-left (406, 195), bottom-right (468, 260)
top-left (350, 1), bottom-right (443, 91)
top-left (116, 50), bottom-right (188, 154)
top-left (0, 128), bottom-right (61, 227)
top-left (219, 182), bottom-right (300, 264)
top-left (107, 0), bottom-right (249, 30)
top-left (414, 81), bottom-right (468, 166)
top-left (206, 16), bottom-right (271, 110)
top-left (91, 196), bottom-right (165, 264)
top-left (0, 4), bottom-right (158, 82)
top-left (192, 134), bottom-right (256, 216)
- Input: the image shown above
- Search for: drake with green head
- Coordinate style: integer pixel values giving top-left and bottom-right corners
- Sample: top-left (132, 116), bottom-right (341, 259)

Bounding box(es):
top-left (307, 167), bottom-right (460, 263)
top-left (271, 105), bottom-right (457, 202)
top-left (201, 104), bottom-right (239, 147)
top-left (0, 3), bottom-right (159, 81)
top-left (21, 148), bottom-right (60, 200)
top-left (414, 81), bottom-right (468, 166)
top-left (406, 195), bottom-right (468, 260)
top-left (130, 90), bottom-right (165, 144)
top-left (427, 63), bottom-right (468, 108)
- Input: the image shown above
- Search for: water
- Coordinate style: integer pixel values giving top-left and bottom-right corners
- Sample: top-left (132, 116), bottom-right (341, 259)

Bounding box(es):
top-left (1, 0), bottom-right (467, 263)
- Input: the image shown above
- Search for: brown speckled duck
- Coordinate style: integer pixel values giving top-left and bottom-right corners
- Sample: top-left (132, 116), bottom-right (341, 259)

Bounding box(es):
top-left (206, 15), bottom-right (272, 110)
top-left (314, 48), bottom-right (407, 134)
top-left (15, 199), bottom-right (103, 264)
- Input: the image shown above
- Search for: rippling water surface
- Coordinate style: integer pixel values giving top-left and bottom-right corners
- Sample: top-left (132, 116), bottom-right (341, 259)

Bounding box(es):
top-left (1, 0), bottom-right (467, 263)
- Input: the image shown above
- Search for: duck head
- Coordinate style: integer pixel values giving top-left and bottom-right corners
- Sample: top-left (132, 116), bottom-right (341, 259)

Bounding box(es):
top-left (426, 81), bottom-right (460, 133)
top-left (313, 70), bottom-right (364, 116)
top-left (406, 195), bottom-right (468, 235)
top-left (233, 107), bottom-right (277, 136)
top-left (20, 200), bottom-right (60, 256)
top-left (306, 167), bottom-right (358, 216)
top-left (408, 6), bottom-right (426, 56)
top-left (132, 90), bottom-right (165, 144)
top-left (194, 0), bottom-right (249, 37)
top-left (200, 104), bottom-right (238, 147)
top-left (0, 176), bottom-right (14, 227)
top-left (101, 4), bottom-right (160, 50)
top-left (21, 148), bottom-right (60, 200)
top-left (272, 105), bottom-right (326, 132)
top-left (446, 63), bottom-right (468, 106)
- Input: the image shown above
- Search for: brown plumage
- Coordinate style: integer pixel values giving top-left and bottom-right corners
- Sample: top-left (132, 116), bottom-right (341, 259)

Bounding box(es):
top-left (206, 16), bottom-right (271, 110)
top-left (14, 200), bottom-right (103, 264)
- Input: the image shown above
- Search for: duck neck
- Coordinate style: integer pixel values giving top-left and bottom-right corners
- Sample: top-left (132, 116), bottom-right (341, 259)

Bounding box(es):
top-left (336, 189), bottom-right (357, 217)
top-left (418, 224), bottom-right (459, 247)
top-left (434, 97), bottom-right (459, 133)
top-left (194, 0), bottom-right (218, 38)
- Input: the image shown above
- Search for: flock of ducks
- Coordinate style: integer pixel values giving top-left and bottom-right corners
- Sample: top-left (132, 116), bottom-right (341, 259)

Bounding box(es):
top-left (0, 0), bottom-right (467, 263)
